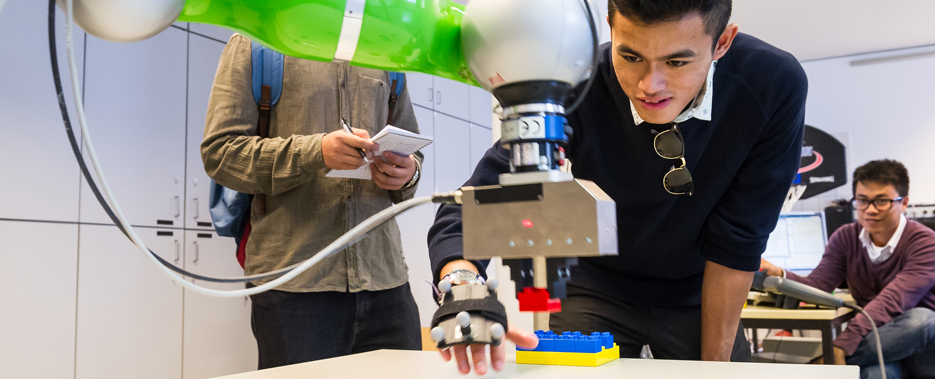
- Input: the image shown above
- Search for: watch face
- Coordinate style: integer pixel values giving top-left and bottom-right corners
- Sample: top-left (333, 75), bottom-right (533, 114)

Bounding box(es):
top-left (449, 269), bottom-right (480, 283)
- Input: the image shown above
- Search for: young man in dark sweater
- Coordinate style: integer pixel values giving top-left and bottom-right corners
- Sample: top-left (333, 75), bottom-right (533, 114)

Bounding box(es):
top-left (762, 160), bottom-right (935, 379)
top-left (429, 0), bottom-right (808, 375)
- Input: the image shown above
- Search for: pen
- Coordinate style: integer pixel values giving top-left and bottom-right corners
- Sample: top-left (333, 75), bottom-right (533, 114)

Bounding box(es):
top-left (341, 118), bottom-right (371, 163)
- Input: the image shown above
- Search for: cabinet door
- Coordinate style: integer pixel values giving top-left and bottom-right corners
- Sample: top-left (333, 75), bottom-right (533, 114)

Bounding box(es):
top-left (186, 34), bottom-right (228, 230)
top-left (412, 106), bottom-right (436, 199)
top-left (469, 123), bottom-right (493, 171)
top-left (76, 225), bottom-right (183, 379)
top-left (0, 1), bottom-right (84, 222)
top-left (407, 73), bottom-right (435, 109)
top-left (189, 23), bottom-right (235, 43)
top-left (469, 86), bottom-right (494, 129)
top-left (0, 221), bottom-right (78, 379)
top-left (183, 231), bottom-right (258, 379)
top-left (79, 28), bottom-right (187, 228)
top-left (433, 76), bottom-right (470, 120)
top-left (434, 113), bottom-right (471, 192)
top-left (395, 198), bottom-right (440, 326)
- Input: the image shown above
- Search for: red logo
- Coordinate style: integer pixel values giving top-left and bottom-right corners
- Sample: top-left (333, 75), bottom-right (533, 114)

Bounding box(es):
top-left (488, 73), bottom-right (505, 87)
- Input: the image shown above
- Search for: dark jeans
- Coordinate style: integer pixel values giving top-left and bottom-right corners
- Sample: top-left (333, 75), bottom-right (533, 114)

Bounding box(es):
top-left (550, 285), bottom-right (751, 361)
top-left (846, 307), bottom-right (935, 379)
top-left (249, 282), bottom-right (422, 370)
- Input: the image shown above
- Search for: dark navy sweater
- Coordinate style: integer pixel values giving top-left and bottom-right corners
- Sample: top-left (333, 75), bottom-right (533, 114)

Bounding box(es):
top-left (428, 33), bottom-right (808, 306)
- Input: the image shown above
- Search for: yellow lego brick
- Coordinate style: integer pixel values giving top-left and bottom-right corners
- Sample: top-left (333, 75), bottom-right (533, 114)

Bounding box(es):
top-left (516, 344), bottom-right (619, 367)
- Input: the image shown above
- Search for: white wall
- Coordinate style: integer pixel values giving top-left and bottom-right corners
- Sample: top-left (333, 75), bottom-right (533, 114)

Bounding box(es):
top-left (792, 45), bottom-right (935, 212)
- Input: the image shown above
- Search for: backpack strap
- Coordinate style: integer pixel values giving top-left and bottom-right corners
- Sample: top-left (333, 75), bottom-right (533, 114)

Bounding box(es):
top-left (250, 41), bottom-right (285, 215)
top-left (386, 72), bottom-right (405, 125)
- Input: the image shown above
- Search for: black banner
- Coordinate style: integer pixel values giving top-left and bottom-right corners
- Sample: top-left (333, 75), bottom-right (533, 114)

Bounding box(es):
top-left (794, 125), bottom-right (847, 200)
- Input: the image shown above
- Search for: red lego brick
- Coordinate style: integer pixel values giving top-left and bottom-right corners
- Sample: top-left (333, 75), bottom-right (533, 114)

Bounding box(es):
top-left (517, 287), bottom-right (562, 313)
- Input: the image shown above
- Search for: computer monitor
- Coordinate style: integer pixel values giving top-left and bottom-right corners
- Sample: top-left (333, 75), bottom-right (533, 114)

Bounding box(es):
top-left (762, 212), bottom-right (829, 272)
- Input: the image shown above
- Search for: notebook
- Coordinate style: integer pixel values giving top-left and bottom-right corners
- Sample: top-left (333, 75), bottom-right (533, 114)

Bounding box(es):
top-left (326, 125), bottom-right (434, 180)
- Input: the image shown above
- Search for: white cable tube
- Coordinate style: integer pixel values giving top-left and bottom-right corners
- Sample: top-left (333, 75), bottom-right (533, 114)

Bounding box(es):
top-left (64, 0), bottom-right (432, 297)
top-left (0, 0), bottom-right (8, 19)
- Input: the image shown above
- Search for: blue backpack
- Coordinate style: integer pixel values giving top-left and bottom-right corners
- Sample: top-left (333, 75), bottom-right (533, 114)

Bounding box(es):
top-left (208, 42), bottom-right (406, 257)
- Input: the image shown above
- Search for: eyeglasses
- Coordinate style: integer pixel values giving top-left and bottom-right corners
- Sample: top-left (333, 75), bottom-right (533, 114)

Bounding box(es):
top-left (851, 197), bottom-right (904, 211)
top-left (654, 124), bottom-right (693, 196)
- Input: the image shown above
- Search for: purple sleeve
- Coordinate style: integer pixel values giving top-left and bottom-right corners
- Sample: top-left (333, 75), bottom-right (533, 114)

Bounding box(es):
top-left (784, 226), bottom-right (852, 291)
top-left (834, 229), bottom-right (935, 355)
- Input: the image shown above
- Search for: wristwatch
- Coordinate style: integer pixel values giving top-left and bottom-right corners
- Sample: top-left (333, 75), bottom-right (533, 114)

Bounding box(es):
top-left (404, 159), bottom-right (421, 188)
top-left (441, 269), bottom-right (485, 285)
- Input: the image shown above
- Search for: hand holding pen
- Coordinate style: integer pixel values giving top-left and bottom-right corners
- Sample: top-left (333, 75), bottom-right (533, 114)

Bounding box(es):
top-left (321, 118), bottom-right (379, 170)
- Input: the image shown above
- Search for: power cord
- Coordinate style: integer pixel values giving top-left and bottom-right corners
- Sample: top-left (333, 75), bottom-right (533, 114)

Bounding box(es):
top-left (564, 0), bottom-right (600, 115)
top-left (845, 304), bottom-right (886, 379)
top-left (50, 0), bottom-right (447, 296)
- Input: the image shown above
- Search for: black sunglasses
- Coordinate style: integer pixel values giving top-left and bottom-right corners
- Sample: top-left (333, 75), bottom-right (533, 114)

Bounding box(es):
top-left (654, 124), bottom-right (693, 196)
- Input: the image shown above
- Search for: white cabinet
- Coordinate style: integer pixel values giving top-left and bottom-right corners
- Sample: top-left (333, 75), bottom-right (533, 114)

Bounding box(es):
top-left (433, 77), bottom-right (470, 120)
top-left (395, 199), bottom-right (440, 326)
top-left (189, 23), bottom-right (236, 43)
top-left (79, 28), bottom-right (187, 228)
top-left (469, 86), bottom-right (494, 129)
top-left (76, 225), bottom-right (183, 379)
top-left (412, 106), bottom-right (436, 199)
top-left (182, 231), bottom-right (257, 379)
top-left (0, 1), bottom-right (84, 222)
top-left (470, 123), bottom-right (493, 170)
top-left (186, 34), bottom-right (227, 230)
top-left (433, 113), bottom-right (471, 192)
top-left (407, 73), bottom-right (435, 109)
top-left (0, 221), bottom-right (78, 379)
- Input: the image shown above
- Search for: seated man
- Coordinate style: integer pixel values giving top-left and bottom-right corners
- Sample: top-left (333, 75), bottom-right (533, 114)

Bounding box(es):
top-left (761, 159), bottom-right (935, 379)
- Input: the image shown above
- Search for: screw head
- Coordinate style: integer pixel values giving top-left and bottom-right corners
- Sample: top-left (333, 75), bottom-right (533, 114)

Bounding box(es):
top-left (565, 238), bottom-right (573, 245)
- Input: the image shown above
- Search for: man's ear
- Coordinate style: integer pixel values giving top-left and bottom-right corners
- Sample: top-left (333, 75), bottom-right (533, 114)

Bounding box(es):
top-left (712, 23), bottom-right (739, 60)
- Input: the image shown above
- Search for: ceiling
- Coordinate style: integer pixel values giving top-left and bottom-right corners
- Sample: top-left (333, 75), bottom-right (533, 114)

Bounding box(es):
top-left (731, 0), bottom-right (935, 61)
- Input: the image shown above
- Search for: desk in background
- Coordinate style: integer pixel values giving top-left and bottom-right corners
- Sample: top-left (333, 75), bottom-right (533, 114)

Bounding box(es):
top-left (211, 349), bottom-right (857, 379)
top-left (742, 298), bottom-right (853, 365)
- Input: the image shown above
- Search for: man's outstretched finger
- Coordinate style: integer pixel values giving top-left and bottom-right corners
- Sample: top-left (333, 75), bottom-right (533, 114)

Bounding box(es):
top-left (452, 344), bottom-right (471, 374)
top-left (490, 343), bottom-right (506, 372)
top-left (470, 343), bottom-right (489, 375)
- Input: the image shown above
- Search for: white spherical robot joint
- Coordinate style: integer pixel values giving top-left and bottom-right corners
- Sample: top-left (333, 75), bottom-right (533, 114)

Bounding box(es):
top-left (456, 311), bottom-right (472, 328)
top-left (57, 0), bottom-right (185, 43)
top-left (430, 326), bottom-right (446, 342)
top-left (438, 279), bottom-right (452, 293)
top-left (486, 277), bottom-right (499, 292)
top-left (490, 323), bottom-right (505, 340)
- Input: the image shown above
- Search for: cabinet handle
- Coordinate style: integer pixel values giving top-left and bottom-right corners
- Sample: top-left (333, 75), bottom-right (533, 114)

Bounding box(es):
top-left (193, 241), bottom-right (199, 263)
top-left (436, 90), bottom-right (442, 105)
top-left (192, 198), bottom-right (199, 219)
top-left (175, 196), bottom-right (181, 217)
top-left (174, 240), bottom-right (180, 262)
top-left (427, 88), bottom-right (433, 103)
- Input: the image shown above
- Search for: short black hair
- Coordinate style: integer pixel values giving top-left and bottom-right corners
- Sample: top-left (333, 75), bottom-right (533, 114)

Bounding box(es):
top-left (852, 159), bottom-right (910, 198)
top-left (607, 0), bottom-right (732, 48)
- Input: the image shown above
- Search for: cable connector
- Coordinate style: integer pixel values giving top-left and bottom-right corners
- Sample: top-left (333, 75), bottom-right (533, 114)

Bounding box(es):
top-left (432, 190), bottom-right (463, 205)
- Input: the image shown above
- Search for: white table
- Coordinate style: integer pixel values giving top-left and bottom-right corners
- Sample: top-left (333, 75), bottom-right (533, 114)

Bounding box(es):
top-left (211, 349), bottom-right (858, 378)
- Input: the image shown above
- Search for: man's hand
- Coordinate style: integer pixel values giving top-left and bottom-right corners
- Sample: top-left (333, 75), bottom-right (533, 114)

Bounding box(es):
top-left (371, 152), bottom-right (417, 190)
top-left (759, 258), bottom-right (784, 277)
top-left (321, 128), bottom-right (377, 170)
top-left (436, 260), bottom-right (538, 374)
top-left (438, 322), bottom-right (538, 375)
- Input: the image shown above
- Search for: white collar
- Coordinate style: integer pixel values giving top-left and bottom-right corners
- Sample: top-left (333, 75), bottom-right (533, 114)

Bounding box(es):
top-left (629, 60), bottom-right (716, 126)
top-left (860, 214), bottom-right (908, 263)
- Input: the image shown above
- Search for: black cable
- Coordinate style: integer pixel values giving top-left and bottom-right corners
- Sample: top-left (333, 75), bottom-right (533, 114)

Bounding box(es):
top-left (48, 0), bottom-right (295, 283)
top-left (563, 0), bottom-right (600, 115)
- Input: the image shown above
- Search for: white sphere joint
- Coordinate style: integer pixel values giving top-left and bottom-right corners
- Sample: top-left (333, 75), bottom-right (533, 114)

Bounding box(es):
top-left (486, 278), bottom-right (499, 292)
top-left (490, 323), bottom-right (505, 340)
top-left (438, 279), bottom-right (452, 293)
top-left (430, 326), bottom-right (446, 342)
top-left (456, 311), bottom-right (472, 328)
top-left (58, 0), bottom-right (184, 43)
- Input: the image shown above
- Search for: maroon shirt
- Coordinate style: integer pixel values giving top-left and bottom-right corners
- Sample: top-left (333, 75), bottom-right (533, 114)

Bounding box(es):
top-left (786, 220), bottom-right (935, 354)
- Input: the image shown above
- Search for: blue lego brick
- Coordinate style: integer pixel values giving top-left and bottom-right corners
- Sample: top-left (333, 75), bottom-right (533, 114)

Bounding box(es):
top-left (553, 336), bottom-right (575, 352)
top-left (592, 332), bottom-right (614, 349)
top-left (575, 336), bottom-right (601, 353)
